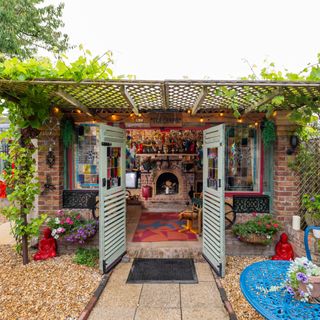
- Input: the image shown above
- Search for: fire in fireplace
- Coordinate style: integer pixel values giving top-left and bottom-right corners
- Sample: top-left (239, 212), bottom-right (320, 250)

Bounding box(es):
top-left (156, 172), bottom-right (179, 195)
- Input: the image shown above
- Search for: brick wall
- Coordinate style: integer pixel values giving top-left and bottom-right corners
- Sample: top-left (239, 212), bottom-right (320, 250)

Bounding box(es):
top-left (37, 119), bottom-right (64, 216)
top-left (273, 115), bottom-right (299, 225)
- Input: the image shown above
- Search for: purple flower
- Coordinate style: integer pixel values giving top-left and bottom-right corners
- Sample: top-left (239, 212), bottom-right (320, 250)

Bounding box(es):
top-left (298, 289), bottom-right (305, 297)
top-left (286, 286), bottom-right (295, 295)
top-left (296, 272), bottom-right (308, 284)
top-left (310, 197), bottom-right (315, 202)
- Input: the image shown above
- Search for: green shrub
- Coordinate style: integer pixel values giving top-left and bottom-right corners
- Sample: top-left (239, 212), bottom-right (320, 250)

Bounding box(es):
top-left (73, 248), bottom-right (99, 267)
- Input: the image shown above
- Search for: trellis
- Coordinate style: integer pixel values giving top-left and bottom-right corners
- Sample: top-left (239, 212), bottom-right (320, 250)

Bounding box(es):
top-left (0, 79), bottom-right (320, 115)
top-left (295, 139), bottom-right (320, 228)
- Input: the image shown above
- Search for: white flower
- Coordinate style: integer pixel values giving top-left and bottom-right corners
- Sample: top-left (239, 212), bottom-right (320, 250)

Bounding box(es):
top-left (55, 217), bottom-right (60, 224)
top-left (51, 229), bottom-right (56, 236)
top-left (54, 235), bottom-right (59, 239)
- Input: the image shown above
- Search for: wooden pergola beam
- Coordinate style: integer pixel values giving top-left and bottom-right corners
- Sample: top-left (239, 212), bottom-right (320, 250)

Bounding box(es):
top-left (191, 86), bottom-right (208, 115)
top-left (55, 89), bottom-right (93, 116)
top-left (245, 88), bottom-right (282, 113)
top-left (120, 86), bottom-right (139, 115)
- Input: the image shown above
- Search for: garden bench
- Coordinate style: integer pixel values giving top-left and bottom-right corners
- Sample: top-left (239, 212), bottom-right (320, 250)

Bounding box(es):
top-left (62, 190), bottom-right (99, 220)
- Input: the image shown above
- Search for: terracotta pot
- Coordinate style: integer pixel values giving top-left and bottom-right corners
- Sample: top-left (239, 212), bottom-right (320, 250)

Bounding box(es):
top-left (142, 185), bottom-right (152, 200)
top-left (299, 276), bottom-right (320, 301)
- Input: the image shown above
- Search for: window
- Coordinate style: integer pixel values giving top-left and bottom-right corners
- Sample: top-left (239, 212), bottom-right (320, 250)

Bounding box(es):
top-left (74, 124), bottom-right (99, 189)
top-left (225, 125), bottom-right (260, 192)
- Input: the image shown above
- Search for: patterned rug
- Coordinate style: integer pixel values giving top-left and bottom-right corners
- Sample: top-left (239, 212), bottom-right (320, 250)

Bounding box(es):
top-left (132, 212), bottom-right (198, 242)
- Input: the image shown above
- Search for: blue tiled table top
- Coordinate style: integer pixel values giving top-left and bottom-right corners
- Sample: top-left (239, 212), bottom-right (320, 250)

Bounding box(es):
top-left (240, 260), bottom-right (320, 320)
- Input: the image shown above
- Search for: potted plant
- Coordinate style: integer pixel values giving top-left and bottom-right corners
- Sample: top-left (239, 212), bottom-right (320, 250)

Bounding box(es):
top-left (232, 213), bottom-right (281, 245)
top-left (303, 194), bottom-right (320, 238)
top-left (285, 257), bottom-right (320, 303)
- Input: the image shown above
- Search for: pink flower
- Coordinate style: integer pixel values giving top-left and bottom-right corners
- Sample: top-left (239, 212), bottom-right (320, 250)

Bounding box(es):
top-left (76, 214), bottom-right (81, 220)
top-left (252, 212), bottom-right (257, 217)
top-left (66, 217), bottom-right (74, 225)
top-left (60, 219), bottom-right (65, 224)
top-left (56, 210), bottom-right (63, 216)
top-left (273, 223), bottom-right (279, 228)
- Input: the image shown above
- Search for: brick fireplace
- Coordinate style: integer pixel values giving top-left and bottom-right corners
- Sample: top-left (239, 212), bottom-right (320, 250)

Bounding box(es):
top-left (139, 158), bottom-right (198, 210)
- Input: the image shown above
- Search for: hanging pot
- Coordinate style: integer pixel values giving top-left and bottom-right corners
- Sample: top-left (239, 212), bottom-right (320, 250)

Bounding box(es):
top-left (142, 185), bottom-right (152, 200)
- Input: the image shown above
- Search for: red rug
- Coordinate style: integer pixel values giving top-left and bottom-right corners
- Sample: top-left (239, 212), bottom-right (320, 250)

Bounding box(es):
top-left (132, 212), bottom-right (198, 242)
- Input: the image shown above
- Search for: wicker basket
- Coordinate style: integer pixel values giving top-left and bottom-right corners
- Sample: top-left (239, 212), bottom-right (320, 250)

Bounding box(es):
top-left (239, 233), bottom-right (273, 245)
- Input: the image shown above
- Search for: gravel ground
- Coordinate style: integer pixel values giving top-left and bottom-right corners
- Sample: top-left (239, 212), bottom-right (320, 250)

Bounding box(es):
top-left (0, 245), bottom-right (101, 320)
top-left (221, 256), bottom-right (266, 320)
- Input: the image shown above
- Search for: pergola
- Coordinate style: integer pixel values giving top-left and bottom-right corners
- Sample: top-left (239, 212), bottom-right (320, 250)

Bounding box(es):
top-left (0, 79), bottom-right (320, 117)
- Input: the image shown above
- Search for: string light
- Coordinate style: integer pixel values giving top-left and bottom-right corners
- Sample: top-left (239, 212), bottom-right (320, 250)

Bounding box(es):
top-left (237, 118), bottom-right (243, 123)
top-left (273, 111), bottom-right (277, 117)
top-left (219, 112), bottom-right (224, 117)
top-left (53, 107), bottom-right (60, 113)
top-left (200, 117), bottom-right (204, 123)
top-left (76, 109), bottom-right (82, 114)
top-left (254, 122), bottom-right (259, 126)
top-left (138, 113), bottom-right (142, 117)
top-left (187, 109), bottom-right (191, 114)
top-left (111, 114), bottom-right (117, 121)
top-left (130, 113), bottom-right (134, 117)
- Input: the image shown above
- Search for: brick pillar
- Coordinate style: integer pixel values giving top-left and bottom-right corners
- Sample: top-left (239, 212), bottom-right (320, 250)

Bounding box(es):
top-left (37, 119), bottom-right (63, 216)
top-left (273, 112), bottom-right (299, 224)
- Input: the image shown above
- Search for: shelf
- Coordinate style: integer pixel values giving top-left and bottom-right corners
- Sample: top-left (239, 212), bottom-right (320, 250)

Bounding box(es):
top-left (137, 153), bottom-right (198, 157)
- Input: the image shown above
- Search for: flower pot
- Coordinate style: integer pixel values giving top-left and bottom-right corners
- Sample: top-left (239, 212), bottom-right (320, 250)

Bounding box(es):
top-left (238, 233), bottom-right (274, 245)
top-left (313, 229), bottom-right (320, 239)
top-left (299, 276), bottom-right (320, 302)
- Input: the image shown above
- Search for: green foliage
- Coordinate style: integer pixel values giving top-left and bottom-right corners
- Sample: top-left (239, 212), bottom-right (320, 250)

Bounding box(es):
top-left (73, 248), bottom-right (99, 268)
top-left (0, 0), bottom-right (70, 58)
top-left (302, 194), bottom-right (320, 226)
top-left (0, 48), bottom-right (115, 128)
top-left (232, 214), bottom-right (281, 245)
top-left (261, 119), bottom-right (276, 146)
top-left (0, 125), bottom-right (46, 253)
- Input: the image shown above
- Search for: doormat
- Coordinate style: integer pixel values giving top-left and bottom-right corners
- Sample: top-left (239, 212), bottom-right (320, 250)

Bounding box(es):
top-left (131, 212), bottom-right (197, 242)
top-left (127, 258), bottom-right (198, 283)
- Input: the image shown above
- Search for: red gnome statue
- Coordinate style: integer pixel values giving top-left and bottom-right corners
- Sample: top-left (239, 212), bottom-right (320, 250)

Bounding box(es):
top-left (34, 227), bottom-right (57, 261)
top-left (272, 232), bottom-right (294, 261)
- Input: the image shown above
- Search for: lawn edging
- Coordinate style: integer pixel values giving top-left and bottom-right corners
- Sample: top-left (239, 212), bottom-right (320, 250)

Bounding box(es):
top-left (78, 271), bottom-right (112, 320)
top-left (211, 268), bottom-right (238, 320)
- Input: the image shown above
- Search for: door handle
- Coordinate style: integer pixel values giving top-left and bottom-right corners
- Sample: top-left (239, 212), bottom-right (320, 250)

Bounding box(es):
top-left (218, 179), bottom-right (221, 188)
top-left (102, 178), bottom-right (106, 187)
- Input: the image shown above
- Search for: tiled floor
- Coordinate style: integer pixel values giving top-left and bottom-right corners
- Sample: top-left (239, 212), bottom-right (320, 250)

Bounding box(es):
top-left (89, 261), bottom-right (229, 320)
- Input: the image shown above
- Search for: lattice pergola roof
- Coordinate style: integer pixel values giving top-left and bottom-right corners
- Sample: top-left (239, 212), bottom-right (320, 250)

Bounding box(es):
top-left (0, 79), bottom-right (320, 115)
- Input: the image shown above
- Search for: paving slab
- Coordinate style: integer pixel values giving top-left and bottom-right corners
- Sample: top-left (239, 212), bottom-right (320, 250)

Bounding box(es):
top-left (135, 307), bottom-right (181, 320)
top-left (98, 283), bottom-right (142, 308)
top-left (180, 282), bottom-right (223, 309)
top-left (139, 284), bottom-right (180, 309)
top-left (182, 307), bottom-right (229, 320)
top-left (195, 263), bottom-right (214, 282)
top-left (89, 306), bottom-right (136, 320)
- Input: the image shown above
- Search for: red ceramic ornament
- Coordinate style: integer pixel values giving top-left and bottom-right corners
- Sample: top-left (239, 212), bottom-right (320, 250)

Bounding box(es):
top-left (34, 227), bottom-right (57, 261)
top-left (272, 232), bottom-right (294, 261)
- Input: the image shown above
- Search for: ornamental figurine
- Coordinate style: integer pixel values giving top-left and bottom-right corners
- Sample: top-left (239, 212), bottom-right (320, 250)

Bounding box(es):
top-left (272, 232), bottom-right (294, 261)
top-left (34, 227), bottom-right (57, 261)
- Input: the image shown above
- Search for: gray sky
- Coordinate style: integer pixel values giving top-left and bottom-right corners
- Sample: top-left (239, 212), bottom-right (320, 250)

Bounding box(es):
top-left (47, 0), bottom-right (320, 80)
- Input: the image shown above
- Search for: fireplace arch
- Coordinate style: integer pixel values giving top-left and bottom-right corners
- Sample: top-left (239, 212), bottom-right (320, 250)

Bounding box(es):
top-left (156, 172), bottom-right (179, 195)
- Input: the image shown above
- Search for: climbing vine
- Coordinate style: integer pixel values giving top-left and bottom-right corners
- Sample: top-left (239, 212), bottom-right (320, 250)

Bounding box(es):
top-left (0, 47), bottom-right (119, 264)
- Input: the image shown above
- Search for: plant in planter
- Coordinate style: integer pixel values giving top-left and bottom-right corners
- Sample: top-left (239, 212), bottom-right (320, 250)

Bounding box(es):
top-left (285, 257), bottom-right (320, 303)
top-left (47, 209), bottom-right (98, 244)
top-left (232, 214), bottom-right (281, 245)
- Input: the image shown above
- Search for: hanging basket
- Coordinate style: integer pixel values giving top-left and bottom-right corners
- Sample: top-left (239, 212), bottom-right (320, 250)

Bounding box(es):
top-left (238, 233), bottom-right (274, 245)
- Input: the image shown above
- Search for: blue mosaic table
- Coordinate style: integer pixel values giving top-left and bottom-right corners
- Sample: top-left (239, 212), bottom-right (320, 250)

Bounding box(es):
top-left (240, 260), bottom-right (320, 320)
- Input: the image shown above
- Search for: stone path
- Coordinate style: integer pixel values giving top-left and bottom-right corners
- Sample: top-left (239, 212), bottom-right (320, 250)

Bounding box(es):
top-left (89, 262), bottom-right (229, 320)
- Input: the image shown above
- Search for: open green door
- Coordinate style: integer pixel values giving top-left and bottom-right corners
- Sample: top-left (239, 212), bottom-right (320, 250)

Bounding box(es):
top-left (99, 124), bottom-right (126, 273)
top-left (202, 124), bottom-right (226, 277)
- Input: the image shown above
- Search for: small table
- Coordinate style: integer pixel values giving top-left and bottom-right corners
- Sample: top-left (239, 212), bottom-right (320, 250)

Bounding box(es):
top-left (240, 260), bottom-right (320, 320)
